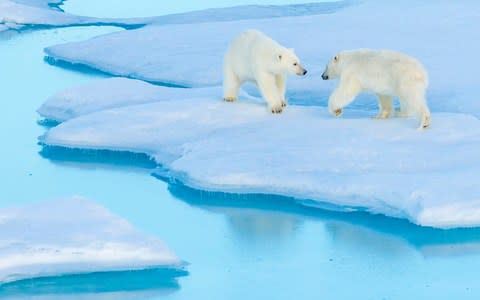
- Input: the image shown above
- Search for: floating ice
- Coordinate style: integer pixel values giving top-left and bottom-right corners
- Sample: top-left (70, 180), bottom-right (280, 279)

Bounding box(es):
top-left (44, 0), bottom-right (480, 115)
top-left (37, 0), bottom-right (480, 228)
top-left (41, 98), bottom-right (480, 229)
top-left (1, 1), bottom-right (351, 35)
top-left (0, 196), bottom-right (181, 283)
top-left (0, 0), bottom-right (149, 30)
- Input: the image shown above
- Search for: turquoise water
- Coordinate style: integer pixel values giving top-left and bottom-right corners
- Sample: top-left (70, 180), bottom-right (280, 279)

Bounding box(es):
top-left (1, 2), bottom-right (480, 299)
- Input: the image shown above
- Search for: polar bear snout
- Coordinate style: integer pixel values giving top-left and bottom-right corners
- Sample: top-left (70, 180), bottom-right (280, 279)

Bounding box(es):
top-left (321, 71), bottom-right (329, 80)
top-left (297, 68), bottom-right (308, 76)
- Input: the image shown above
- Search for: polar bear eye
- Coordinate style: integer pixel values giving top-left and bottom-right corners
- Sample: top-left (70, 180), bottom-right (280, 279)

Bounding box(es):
top-left (293, 63), bottom-right (298, 66)
top-left (334, 56), bottom-right (339, 62)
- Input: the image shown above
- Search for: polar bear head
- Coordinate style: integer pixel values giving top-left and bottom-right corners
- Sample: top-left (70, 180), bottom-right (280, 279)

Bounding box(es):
top-left (321, 53), bottom-right (343, 80)
top-left (276, 48), bottom-right (307, 76)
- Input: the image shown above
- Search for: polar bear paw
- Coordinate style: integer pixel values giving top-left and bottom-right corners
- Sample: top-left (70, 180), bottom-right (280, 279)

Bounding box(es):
top-left (281, 99), bottom-right (288, 107)
top-left (270, 103), bottom-right (284, 114)
top-left (418, 114), bottom-right (431, 130)
top-left (372, 111), bottom-right (391, 120)
top-left (223, 96), bottom-right (237, 102)
top-left (332, 108), bottom-right (343, 117)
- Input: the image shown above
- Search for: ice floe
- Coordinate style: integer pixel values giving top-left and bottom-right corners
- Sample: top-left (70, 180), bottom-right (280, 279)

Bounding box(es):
top-left (40, 97), bottom-right (480, 228)
top-left (36, 0), bottom-right (480, 228)
top-left (0, 196), bottom-right (180, 283)
top-left (43, 0), bottom-right (480, 115)
top-left (0, 0), bottom-right (157, 32)
top-left (1, 1), bottom-right (351, 34)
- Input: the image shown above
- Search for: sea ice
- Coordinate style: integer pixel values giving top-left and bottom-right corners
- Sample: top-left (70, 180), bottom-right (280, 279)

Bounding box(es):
top-left (37, 0), bottom-right (480, 228)
top-left (41, 98), bottom-right (480, 228)
top-left (43, 0), bottom-right (480, 115)
top-left (0, 0), bottom-right (152, 31)
top-left (0, 196), bottom-right (181, 283)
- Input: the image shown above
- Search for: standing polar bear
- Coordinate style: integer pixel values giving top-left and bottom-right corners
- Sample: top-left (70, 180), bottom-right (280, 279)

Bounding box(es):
top-left (223, 30), bottom-right (307, 113)
top-left (322, 49), bottom-right (431, 129)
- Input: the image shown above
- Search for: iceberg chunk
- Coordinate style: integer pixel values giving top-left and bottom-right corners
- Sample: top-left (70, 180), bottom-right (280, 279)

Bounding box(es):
top-left (0, 196), bottom-right (181, 283)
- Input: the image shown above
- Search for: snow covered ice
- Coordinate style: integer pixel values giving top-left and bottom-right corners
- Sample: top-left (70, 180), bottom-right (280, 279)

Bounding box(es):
top-left (38, 0), bottom-right (480, 229)
top-left (40, 97), bottom-right (480, 229)
top-left (0, 0), bottom-right (352, 36)
top-left (0, 196), bottom-right (181, 283)
top-left (44, 0), bottom-right (480, 115)
top-left (0, 0), bottom-right (153, 32)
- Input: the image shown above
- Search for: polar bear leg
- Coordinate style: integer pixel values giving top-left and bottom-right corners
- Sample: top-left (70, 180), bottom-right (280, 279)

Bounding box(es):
top-left (258, 73), bottom-right (283, 113)
top-left (328, 77), bottom-right (362, 117)
top-left (373, 94), bottom-right (393, 119)
top-left (395, 99), bottom-right (410, 118)
top-left (275, 75), bottom-right (287, 107)
top-left (404, 89), bottom-right (431, 129)
top-left (418, 104), bottom-right (431, 130)
top-left (223, 67), bottom-right (241, 102)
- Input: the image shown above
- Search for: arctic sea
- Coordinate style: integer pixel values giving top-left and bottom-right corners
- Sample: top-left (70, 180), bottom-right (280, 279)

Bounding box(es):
top-left (1, 0), bottom-right (480, 299)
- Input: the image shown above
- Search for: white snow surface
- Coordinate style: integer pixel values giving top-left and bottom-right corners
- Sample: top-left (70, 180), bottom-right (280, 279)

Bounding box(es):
top-left (42, 98), bottom-right (480, 229)
top-left (37, 78), bottom-right (244, 122)
top-left (44, 0), bottom-right (480, 115)
top-left (0, 196), bottom-right (180, 283)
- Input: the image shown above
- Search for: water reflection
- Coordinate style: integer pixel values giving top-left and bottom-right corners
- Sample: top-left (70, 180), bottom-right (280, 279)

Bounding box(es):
top-left (224, 208), bottom-right (302, 244)
top-left (35, 145), bottom-right (480, 257)
top-left (0, 268), bottom-right (187, 300)
top-left (165, 178), bottom-right (480, 258)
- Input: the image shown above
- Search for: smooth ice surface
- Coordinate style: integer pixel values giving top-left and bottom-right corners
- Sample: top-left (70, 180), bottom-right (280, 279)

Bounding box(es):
top-left (38, 77), bottom-right (257, 122)
top-left (0, 196), bottom-right (180, 283)
top-left (44, 0), bottom-right (480, 115)
top-left (42, 98), bottom-right (480, 228)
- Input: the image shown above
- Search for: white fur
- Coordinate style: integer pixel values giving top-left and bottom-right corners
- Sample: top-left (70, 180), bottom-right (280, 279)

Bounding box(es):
top-left (322, 49), bottom-right (431, 129)
top-left (223, 30), bottom-right (307, 113)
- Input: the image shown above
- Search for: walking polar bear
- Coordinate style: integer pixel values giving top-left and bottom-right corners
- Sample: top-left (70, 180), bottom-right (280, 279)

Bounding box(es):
top-left (322, 49), bottom-right (431, 129)
top-left (223, 30), bottom-right (307, 113)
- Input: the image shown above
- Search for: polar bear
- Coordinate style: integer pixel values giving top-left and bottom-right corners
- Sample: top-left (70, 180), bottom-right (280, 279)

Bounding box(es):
top-left (322, 49), bottom-right (431, 129)
top-left (223, 30), bottom-right (307, 113)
